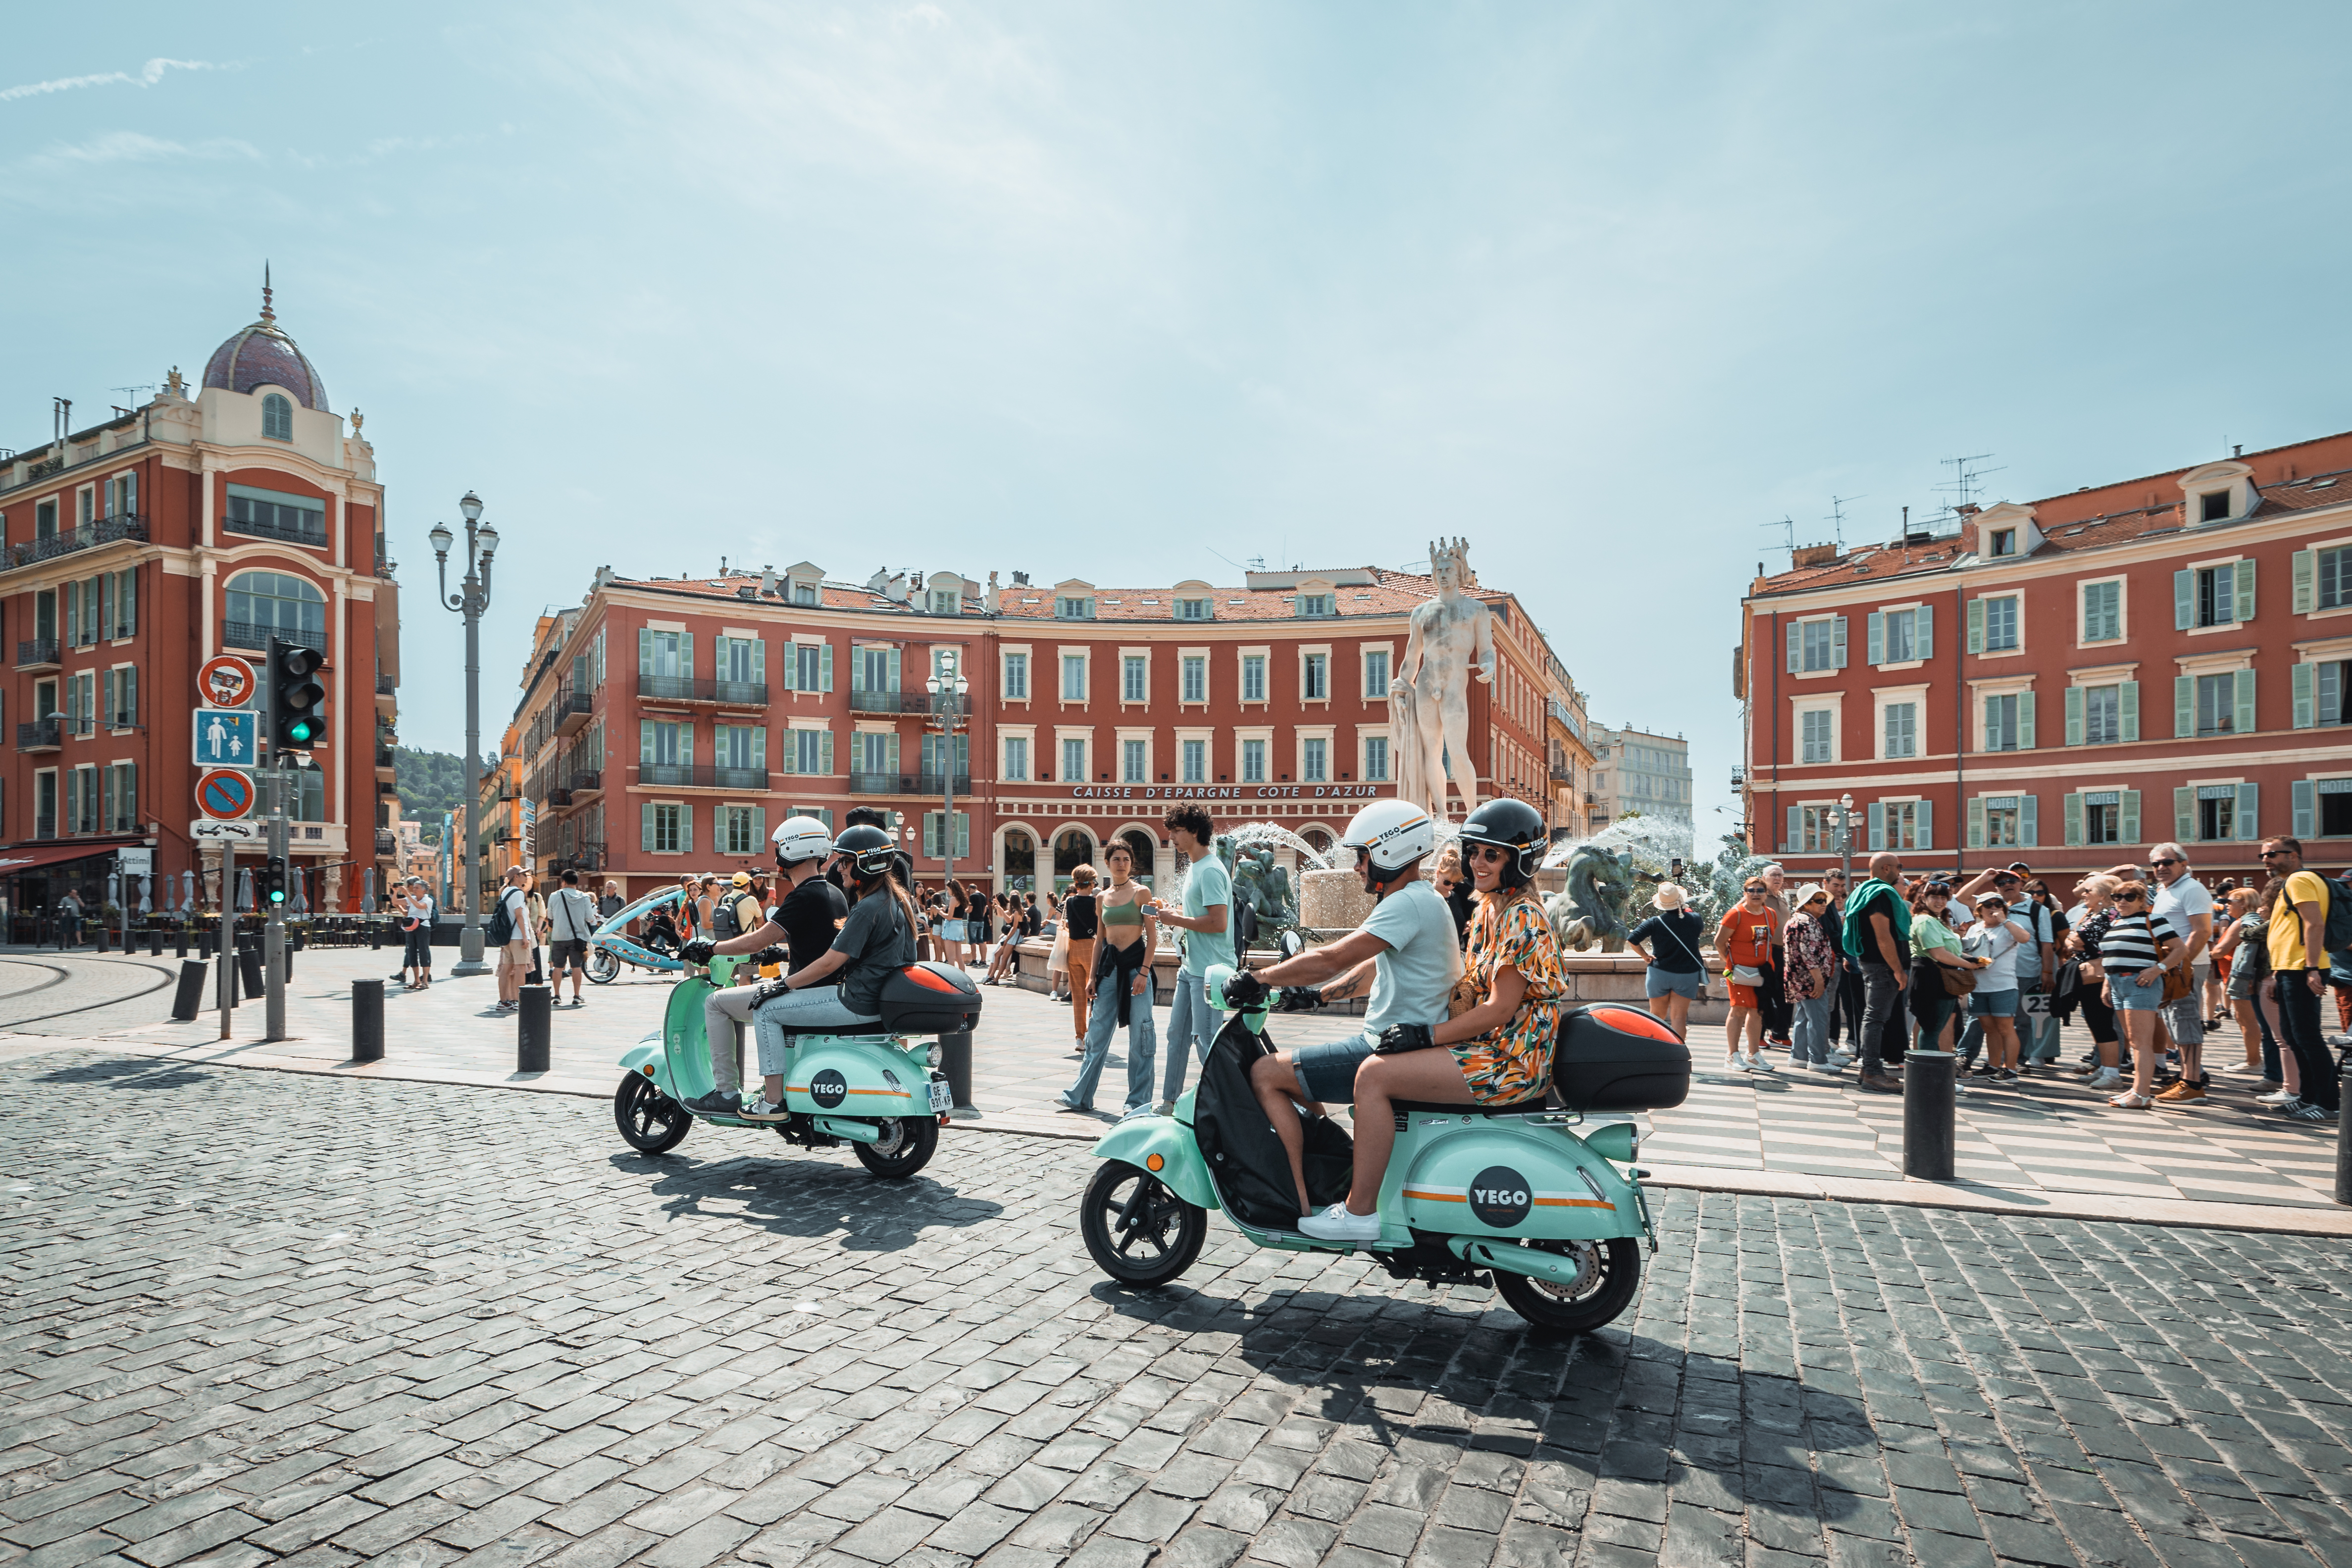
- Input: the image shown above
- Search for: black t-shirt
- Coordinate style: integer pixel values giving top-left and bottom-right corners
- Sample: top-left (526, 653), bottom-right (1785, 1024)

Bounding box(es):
top-left (1629, 911), bottom-right (1707, 974)
top-left (1852, 885), bottom-right (1912, 970)
top-left (1064, 893), bottom-right (1099, 941)
top-left (776, 877), bottom-right (850, 973)
top-left (833, 889), bottom-right (917, 1015)
top-left (1020, 904), bottom-right (1042, 937)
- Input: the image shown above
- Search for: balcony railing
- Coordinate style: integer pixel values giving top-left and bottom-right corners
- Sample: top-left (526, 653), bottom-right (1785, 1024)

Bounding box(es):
top-left (376, 673), bottom-right (396, 696)
top-left (554, 685), bottom-right (593, 736)
top-left (639, 764), bottom-right (770, 791)
top-left (568, 770), bottom-right (603, 795)
top-left (376, 748), bottom-right (396, 771)
top-left (16, 638), bottom-right (59, 668)
top-left (566, 842), bottom-right (606, 874)
top-left (548, 788), bottom-right (575, 808)
top-left (224, 621), bottom-right (326, 653)
top-left (222, 513), bottom-right (328, 549)
top-left (16, 720), bottom-right (59, 750)
top-left (34, 816), bottom-right (54, 840)
top-left (375, 832), bottom-right (398, 856)
top-left (1549, 766), bottom-right (1574, 783)
top-left (637, 675), bottom-right (769, 706)
top-left (849, 772), bottom-right (971, 796)
top-left (6, 514), bottom-right (147, 571)
top-left (847, 689), bottom-right (934, 715)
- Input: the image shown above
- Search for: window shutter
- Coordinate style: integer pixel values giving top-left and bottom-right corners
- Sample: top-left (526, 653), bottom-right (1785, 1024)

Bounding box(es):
top-left (641, 803), bottom-right (655, 852)
top-left (751, 638), bottom-right (767, 687)
top-left (679, 806), bottom-right (693, 854)
top-left (100, 574), bottom-right (113, 641)
top-left (1914, 800), bottom-right (1932, 850)
top-left (102, 671), bottom-right (115, 730)
top-left (2174, 569), bottom-right (2194, 630)
top-left (1786, 622), bottom-right (1801, 674)
top-left (1916, 605), bottom-right (1933, 660)
top-left (679, 632), bottom-right (694, 679)
top-left (819, 730), bottom-right (834, 776)
top-left (1868, 802), bottom-right (1884, 851)
top-left (120, 568), bottom-right (136, 636)
top-left (2234, 668), bottom-right (2255, 735)
top-left (1966, 598), bottom-right (1984, 654)
top-left (1867, 613), bottom-right (1884, 666)
top-left (101, 767), bottom-right (115, 833)
top-left (850, 645), bottom-right (866, 692)
top-left (640, 720), bottom-right (654, 763)
top-left (820, 643), bottom-right (834, 692)
top-left (123, 763), bottom-right (135, 825)
top-left (2293, 779), bottom-right (2316, 838)
top-left (2174, 787), bottom-right (2196, 843)
top-left (1832, 615), bottom-right (1847, 669)
top-left (638, 627), bottom-right (653, 675)
top-left (922, 812), bottom-right (937, 859)
top-left (2235, 783), bottom-right (2258, 841)
top-left (887, 648), bottom-right (902, 693)
top-left (956, 813), bottom-right (971, 859)
top-left (123, 667), bottom-right (136, 727)
top-left (2020, 794), bottom-right (2037, 848)
top-left (2017, 691), bottom-right (2035, 749)
top-left (752, 727), bottom-right (767, 770)
top-left (2119, 790), bottom-right (2141, 846)
top-left (2233, 559), bottom-right (2255, 623)
top-left (679, 726), bottom-right (693, 768)
top-left (1786, 806), bottom-right (1800, 855)
top-left (2119, 681), bottom-right (2140, 743)
top-left (2064, 686), bottom-right (2084, 747)
top-left (2292, 549), bottom-right (2316, 613)
top-left (782, 644), bottom-right (798, 691)
top-left (779, 729), bottom-right (797, 774)
top-left (752, 807), bottom-right (767, 847)
top-left (2173, 676), bottom-right (2193, 738)
top-left (2064, 792), bottom-right (2083, 847)
top-left (2293, 662), bottom-right (2316, 728)
top-left (1968, 796), bottom-right (1986, 850)
top-left (886, 732), bottom-right (899, 777)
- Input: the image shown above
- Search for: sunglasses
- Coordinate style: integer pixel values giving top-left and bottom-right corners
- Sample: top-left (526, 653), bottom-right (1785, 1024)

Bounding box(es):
top-left (1466, 845), bottom-right (1512, 864)
top-left (2148, 857), bottom-right (2179, 867)
top-left (2259, 849), bottom-right (2293, 860)
top-left (2115, 893), bottom-right (2146, 903)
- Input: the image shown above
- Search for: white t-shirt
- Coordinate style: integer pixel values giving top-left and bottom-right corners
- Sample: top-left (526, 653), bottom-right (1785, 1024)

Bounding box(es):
top-left (1964, 920), bottom-right (2029, 989)
top-left (2009, 903), bottom-right (2054, 981)
top-left (498, 886), bottom-right (530, 942)
top-left (2151, 876), bottom-right (2213, 959)
top-left (1358, 879), bottom-right (1464, 1042)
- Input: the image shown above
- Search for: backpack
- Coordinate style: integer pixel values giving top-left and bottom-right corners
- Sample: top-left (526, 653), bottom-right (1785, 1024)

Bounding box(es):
top-left (2319, 874), bottom-right (2352, 963)
top-left (488, 890), bottom-right (517, 945)
top-left (712, 896), bottom-right (742, 940)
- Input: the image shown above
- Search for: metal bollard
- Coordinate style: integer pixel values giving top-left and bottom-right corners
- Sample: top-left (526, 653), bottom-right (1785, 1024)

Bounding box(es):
top-left (370, 921), bottom-right (383, 950)
top-left (939, 1029), bottom-right (975, 1114)
top-left (175, 926), bottom-right (188, 959)
top-left (1903, 1051), bottom-right (1957, 1181)
top-left (353, 979), bottom-right (385, 1062)
top-left (517, 984), bottom-right (552, 1072)
top-left (2336, 1062), bottom-right (2351, 1207)
top-left (96, 928), bottom-right (110, 953)
top-left (170, 960), bottom-right (208, 1022)
top-left (149, 929), bottom-right (162, 957)
top-left (237, 943), bottom-right (264, 1001)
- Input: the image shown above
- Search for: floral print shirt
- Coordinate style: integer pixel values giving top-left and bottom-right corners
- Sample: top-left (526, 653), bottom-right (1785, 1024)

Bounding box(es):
top-left (1784, 913), bottom-right (1836, 999)
top-left (1453, 891), bottom-right (1567, 1105)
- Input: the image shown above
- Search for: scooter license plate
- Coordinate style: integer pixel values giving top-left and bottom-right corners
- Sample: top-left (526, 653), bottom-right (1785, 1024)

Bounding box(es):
top-left (927, 1079), bottom-right (953, 1113)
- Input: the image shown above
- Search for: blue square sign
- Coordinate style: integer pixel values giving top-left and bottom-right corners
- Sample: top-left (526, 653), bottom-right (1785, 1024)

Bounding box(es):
top-left (194, 708), bottom-right (261, 769)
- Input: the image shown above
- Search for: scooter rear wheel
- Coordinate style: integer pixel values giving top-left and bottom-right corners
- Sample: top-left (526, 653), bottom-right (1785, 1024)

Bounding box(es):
top-left (1493, 1236), bottom-right (1640, 1334)
top-left (1081, 1161), bottom-right (1207, 1287)
top-left (614, 1073), bottom-right (691, 1154)
top-left (852, 1116), bottom-right (939, 1179)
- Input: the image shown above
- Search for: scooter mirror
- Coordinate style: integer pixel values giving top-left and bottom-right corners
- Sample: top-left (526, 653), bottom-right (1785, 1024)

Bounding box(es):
top-left (1278, 928), bottom-right (1304, 960)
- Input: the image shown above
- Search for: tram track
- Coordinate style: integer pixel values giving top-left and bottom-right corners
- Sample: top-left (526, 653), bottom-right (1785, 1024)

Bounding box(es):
top-left (0, 954), bottom-right (180, 1030)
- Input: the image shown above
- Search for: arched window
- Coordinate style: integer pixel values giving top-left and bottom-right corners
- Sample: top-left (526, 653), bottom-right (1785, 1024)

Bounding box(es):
top-left (226, 570), bottom-right (326, 651)
top-left (1118, 829), bottom-right (1158, 889)
top-left (1001, 829), bottom-right (1035, 891)
top-left (1052, 828), bottom-right (1094, 890)
top-left (262, 394), bottom-right (293, 442)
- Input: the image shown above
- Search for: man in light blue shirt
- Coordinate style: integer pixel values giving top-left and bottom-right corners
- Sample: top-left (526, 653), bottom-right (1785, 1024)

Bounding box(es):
top-left (1145, 805), bottom-right (1232, 1112)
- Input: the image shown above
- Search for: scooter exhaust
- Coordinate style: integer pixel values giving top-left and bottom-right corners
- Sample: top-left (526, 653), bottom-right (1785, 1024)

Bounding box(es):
top-left (1445, 1236), bottom-right (1589, 1288)
top-left (811, 1116), bottom-right (883, 1144)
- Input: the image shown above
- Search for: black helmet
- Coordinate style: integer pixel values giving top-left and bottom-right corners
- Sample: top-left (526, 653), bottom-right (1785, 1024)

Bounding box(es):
top-left (1456, 798), bottom-right (1547, 888)
top-left (833, 823), bottom-right (897, 879)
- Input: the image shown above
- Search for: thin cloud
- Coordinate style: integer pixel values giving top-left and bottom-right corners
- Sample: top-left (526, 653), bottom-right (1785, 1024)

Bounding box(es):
top-left (0, 56), bottom-right (225, 103)
top-left (14, 130), bottom-right (259, 174)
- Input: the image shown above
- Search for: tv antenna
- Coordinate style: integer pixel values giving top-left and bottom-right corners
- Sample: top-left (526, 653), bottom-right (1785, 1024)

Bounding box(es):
top-left (111, 384), bottom-right (156, 404)
top-left (1826, 494), bottom-right (1865, 546)
top-left (1759, 515), bottom-right (1796, 558)
top-left (1935, 453), bottom-right (2004, 513)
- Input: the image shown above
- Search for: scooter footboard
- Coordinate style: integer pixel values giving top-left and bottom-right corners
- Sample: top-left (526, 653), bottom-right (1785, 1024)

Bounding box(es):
top-left (1091, 1119), bottom-right (1220, 1212)
top-left (1393, 1118), bottom-right (1642, 1244)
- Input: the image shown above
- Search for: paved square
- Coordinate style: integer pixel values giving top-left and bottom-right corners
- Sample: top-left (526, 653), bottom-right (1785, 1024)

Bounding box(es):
top-left (3, 1051), bottom-right (2350, 1568)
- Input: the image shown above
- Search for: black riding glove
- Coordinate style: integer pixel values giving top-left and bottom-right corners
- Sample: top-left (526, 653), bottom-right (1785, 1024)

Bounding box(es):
top-left (1221, 971), bottom-right (1269, 1009)
top-left (1375, 1022), bottom-right (1439, 1054)
top-left (678, 938), bottom-right (717, 965)
top-left (748, 945), bottom-right (788, 969)
top-left (1275, 986), bottom-right (1326, 1012)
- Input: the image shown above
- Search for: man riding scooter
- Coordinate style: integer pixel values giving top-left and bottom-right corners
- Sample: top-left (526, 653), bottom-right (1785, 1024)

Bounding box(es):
top-left (1222, 799), bottom-right (1461, 1225)
top-left (679, 816), bottom-right (850, 1116)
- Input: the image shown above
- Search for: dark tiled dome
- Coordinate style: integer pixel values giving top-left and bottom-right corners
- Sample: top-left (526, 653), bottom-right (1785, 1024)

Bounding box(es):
top-left (203, 284), bottom-right (330, 412)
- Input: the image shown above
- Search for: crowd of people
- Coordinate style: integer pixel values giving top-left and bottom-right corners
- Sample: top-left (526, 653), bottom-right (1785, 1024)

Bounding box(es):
top-left (1625, 839), bottom-right (2343, 1124)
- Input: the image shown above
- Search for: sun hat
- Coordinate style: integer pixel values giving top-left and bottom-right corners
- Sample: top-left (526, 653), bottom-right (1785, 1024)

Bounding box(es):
top-left (1794, 882), bottom-right (1828, 908)
top-left (1651, 883), bottom-right (1687, 910)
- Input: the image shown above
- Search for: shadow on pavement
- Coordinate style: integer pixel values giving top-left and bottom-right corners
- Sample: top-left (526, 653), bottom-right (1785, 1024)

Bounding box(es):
top-left (614, 1148), bottom-right (1005, 1253)
top-left (35, 1057), bottom-right (218, 1092)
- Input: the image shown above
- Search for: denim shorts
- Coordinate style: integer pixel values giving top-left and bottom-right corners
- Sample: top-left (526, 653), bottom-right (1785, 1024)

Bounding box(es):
top-left (1645, 966), bottom-right (1704, 1000)
top-left (2109, 972), bottom-right (2166, 1012)
top-left (1969, 988), bottom-right (2019, 1019)
top-left (1291, 1034), bottom-right (1377, 1103)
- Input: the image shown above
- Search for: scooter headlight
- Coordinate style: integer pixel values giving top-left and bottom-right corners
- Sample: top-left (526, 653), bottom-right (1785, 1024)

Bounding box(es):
top-left (926, 1043), bottom-right (944, 1069)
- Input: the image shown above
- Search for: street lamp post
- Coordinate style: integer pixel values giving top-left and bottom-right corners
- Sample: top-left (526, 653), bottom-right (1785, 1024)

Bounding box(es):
top-left (1837, 792), bottom-right (1857, 895)
top-left (925, 650), bottom-right (970, 886)
top-left (429, 493), bottom-right (499, 974)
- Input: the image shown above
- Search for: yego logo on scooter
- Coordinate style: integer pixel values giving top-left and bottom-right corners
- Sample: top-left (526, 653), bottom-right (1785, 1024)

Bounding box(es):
top-left (1468, 1166), bottom-right (1532, 1229)
top-left (809, 1069), bottom-right (848, 1110)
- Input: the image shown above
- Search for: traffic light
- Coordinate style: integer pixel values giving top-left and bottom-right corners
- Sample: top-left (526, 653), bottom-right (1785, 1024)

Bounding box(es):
top-left (261, 855), bottom-right (289, 908)
top-left (269, 637), bottom-right (326, 749)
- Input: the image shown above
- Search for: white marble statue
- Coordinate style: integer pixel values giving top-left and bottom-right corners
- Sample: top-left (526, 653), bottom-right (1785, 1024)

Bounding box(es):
top-left (1391, 537), bottom-right (1496, 820)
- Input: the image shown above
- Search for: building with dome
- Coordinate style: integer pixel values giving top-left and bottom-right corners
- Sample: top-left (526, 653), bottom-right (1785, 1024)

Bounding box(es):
top-left (0, 280), bottom-right (401, 930)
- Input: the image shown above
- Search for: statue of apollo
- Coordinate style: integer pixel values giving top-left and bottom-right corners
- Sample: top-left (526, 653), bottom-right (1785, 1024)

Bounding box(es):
top-left (1389, 537), bottom-right (1495, 820)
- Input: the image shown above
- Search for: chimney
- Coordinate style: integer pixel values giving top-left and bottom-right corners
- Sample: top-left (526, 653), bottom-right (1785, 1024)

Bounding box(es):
top-left (761, 564), bottom-right (777, 596)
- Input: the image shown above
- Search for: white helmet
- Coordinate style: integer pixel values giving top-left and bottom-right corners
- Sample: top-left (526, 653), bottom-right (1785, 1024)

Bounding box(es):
top-left (1339, 799), bottom-right (1435, 874)
top-left (771, 815), bottom-right (834, 866)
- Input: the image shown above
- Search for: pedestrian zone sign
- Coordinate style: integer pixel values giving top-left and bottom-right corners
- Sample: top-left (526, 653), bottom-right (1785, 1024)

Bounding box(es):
top-left (194, 708), bottom-right (261, 769)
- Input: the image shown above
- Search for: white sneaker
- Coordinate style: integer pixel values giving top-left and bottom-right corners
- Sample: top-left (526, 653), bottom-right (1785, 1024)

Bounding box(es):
top-left (2087, 1068), bottom-right (2125, 1090)
top-left (1298, 1203), bottom-right (1381, 1243)
top-left (1749, 1055), bottom-right (1778, 1073)
top-left (1828, 1049), bottom-right (1855, 1066)
top-left (2255, 1088), bottom-right (2299, 1107)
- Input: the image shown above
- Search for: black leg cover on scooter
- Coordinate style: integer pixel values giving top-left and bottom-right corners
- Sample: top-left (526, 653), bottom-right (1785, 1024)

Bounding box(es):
top-left (1192, 1012), bottom-right (1355, 1230)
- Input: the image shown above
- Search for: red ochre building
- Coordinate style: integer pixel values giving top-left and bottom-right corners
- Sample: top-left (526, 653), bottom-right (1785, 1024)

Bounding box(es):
top-left (0, 287), bottom-right (400, 930)
top-left (1737, 425), bottom-right (2352, 883)
top-left (515, 561), bottom-right (1569, 902)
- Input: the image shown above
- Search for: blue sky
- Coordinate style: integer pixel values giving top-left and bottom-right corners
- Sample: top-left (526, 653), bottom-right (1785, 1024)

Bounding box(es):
top-left (6, 3), bottom-right (2350, 844)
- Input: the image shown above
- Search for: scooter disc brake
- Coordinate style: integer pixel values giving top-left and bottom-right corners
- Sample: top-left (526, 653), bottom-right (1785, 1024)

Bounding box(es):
top-left (1528, 1240), bottom-right (1600, 1301)
top-left (868, 1120), bottom-right (906, 1158)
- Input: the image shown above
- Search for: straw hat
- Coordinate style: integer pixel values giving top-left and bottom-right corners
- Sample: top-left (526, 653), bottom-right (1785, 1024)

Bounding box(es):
top-left (1651, 883), bottom-right (1687, 910)
top-left (1794, 882), bottom-right (1828, 909)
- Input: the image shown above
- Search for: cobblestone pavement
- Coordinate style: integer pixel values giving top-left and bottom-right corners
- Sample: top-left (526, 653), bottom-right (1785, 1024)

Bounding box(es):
top-left (4, 1053), bottom-right (2351, 1568)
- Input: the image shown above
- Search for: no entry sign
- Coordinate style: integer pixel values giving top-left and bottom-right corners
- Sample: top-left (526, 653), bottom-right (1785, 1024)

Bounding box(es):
top-left (196, 768), bottom-right (256, 821)
top-left (199, 655), bottom-right (256, 709)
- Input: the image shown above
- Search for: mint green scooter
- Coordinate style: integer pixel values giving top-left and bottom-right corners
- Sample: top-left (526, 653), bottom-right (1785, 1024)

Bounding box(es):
top-left (612, 956), bottom-right (975, 1180)
top-left (1078, 959), bottom-right (1689, 1333)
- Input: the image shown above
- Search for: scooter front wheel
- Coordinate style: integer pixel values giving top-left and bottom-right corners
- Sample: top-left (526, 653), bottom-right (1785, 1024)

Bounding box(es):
top-left (852, 1116), bottom-right (939, 1179)
top-left (1493, 1236), bottom-right (1640, 1334)
top-left (1080, 1161), bottom-right (1206, 1287)
top-left (614, 1073), bottom-right (691, 1154)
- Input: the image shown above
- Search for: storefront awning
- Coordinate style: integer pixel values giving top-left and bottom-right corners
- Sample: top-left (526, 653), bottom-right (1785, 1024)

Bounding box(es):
top-left (0, 841), bottom-right (141, 874)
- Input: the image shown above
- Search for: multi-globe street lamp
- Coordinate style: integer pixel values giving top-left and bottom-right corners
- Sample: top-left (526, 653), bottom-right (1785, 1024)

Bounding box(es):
top-left (926, 649), bottom-right (970, 885)
top-left (428, 492), bottom-right (498, 973)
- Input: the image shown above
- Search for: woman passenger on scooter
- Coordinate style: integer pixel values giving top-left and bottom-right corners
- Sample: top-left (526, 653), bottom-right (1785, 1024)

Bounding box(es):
top-left (1300, 798), bottom-right (1566, 1243)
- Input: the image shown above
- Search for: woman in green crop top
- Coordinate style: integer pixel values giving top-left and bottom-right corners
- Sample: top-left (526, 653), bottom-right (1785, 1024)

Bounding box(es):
top-left (1058, 844), bottom-right (1160, 1115)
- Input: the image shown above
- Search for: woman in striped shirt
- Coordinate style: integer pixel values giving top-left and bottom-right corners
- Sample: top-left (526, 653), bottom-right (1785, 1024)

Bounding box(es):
top-left (2099, 880), bottom-right (2186, 1110)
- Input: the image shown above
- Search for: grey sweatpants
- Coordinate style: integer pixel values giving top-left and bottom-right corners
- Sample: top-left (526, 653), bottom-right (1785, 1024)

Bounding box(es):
top-left (704, 984), bottom-right (761, 1094)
